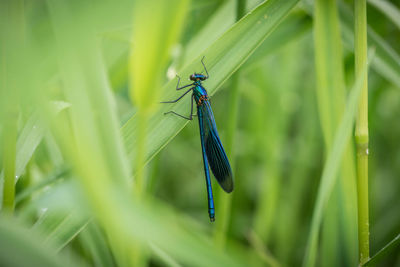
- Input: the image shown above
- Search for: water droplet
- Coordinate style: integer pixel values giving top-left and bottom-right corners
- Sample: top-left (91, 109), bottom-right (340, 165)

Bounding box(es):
top-left (366, 148), bottom-right (369, 155)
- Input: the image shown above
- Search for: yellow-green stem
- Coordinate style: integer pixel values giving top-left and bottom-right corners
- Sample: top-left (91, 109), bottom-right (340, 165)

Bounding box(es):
top-left (355, 0), bottom-right (370, 264)
top-left (214, 0), bottom-right (245, 248)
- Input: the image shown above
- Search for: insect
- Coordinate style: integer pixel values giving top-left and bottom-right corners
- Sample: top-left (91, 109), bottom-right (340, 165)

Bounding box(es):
top-left (161, 57), bottom-right (233, 222)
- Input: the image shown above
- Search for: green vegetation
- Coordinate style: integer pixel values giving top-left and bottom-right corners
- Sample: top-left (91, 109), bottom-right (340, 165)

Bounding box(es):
top-left (0, 0), bottom-right (399, 266)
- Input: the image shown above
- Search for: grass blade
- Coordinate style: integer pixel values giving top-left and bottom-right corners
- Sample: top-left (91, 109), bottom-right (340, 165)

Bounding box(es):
top-left (0, 103), bottom-right (70, 206)
top-left (363, 233), bottom-right (400, 266)
top-left (302, 51), bottom-right (371, 267)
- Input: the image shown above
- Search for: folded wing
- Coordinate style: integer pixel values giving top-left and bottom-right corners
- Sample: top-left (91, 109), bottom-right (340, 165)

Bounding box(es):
top-left (199, 102), bottom-right (233, 193)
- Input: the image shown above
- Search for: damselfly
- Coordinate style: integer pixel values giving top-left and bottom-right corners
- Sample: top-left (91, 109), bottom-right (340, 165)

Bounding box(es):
top-left (162, 57), bottom-right (233, 222)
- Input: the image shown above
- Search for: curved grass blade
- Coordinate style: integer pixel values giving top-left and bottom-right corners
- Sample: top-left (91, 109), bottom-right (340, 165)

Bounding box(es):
top-left (122, 0), bottom-right (300, 171)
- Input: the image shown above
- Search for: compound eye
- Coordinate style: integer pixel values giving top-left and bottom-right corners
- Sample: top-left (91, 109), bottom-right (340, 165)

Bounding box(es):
top-left (190, 74), bottom-right (195, 81)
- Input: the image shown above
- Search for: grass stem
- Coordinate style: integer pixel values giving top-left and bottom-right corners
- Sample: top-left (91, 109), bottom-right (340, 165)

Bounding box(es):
top-left (354, 0), bottom-right (370, 264)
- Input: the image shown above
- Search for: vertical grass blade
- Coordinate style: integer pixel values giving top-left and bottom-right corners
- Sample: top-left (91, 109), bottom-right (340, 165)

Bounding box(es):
top-left (310, 0), bottom-right (358, 265)
top-left (354, 0), bottom-right (370, 264)
top-left (302, 54), bottom-right (370, 267)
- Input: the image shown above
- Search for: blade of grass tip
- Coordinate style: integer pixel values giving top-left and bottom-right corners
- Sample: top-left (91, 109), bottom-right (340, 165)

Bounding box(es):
top-left (368, 0), bottom-right (400, 30)
top-left (363, 233), bottom-right (400, 267)
top-left (214, 0), bottom-right (246, 248)
top-left (355, 0), bottom-right (370, 265)
top-left (302, 50), bottom-right (373, 267)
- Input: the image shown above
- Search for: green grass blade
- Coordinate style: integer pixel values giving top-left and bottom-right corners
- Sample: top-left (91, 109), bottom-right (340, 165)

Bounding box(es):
top-left (122, 0), bottom-right (300, 170)
top-left (34, 210), bottom-right (90, 252)
top-left (355, 0), bottom-right (370, 264)
top-left (302, 53), bottom-right (370, 267)
top-left (363, 233), bottom-right (400, 266)
top-left (0, 103), bottom-right (70, 206)
top-left (311, 1), bottom-right (358, 265)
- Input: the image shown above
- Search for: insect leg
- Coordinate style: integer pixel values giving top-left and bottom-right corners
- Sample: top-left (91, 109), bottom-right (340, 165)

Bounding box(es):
top-left (201, 56), bottom-right (209, 78)
top-left (176, 75), bottom-right (193, 90)
top-left (160, 87), bottom-right (193, 103)
top-left (163, 94), bottom-right (195, 120)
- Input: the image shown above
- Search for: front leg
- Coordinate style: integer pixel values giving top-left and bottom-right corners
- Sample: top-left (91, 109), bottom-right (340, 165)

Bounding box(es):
top-left (160, 87), bottom-right (193, 104)
top-left (201, 56), bottom-right (209, 79)
top-left (176, 75), bottom-right (193, 90)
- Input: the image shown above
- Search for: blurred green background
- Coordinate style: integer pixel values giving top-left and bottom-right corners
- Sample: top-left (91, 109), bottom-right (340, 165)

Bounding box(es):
top-left (0, 0), bottom-right (399, 266)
